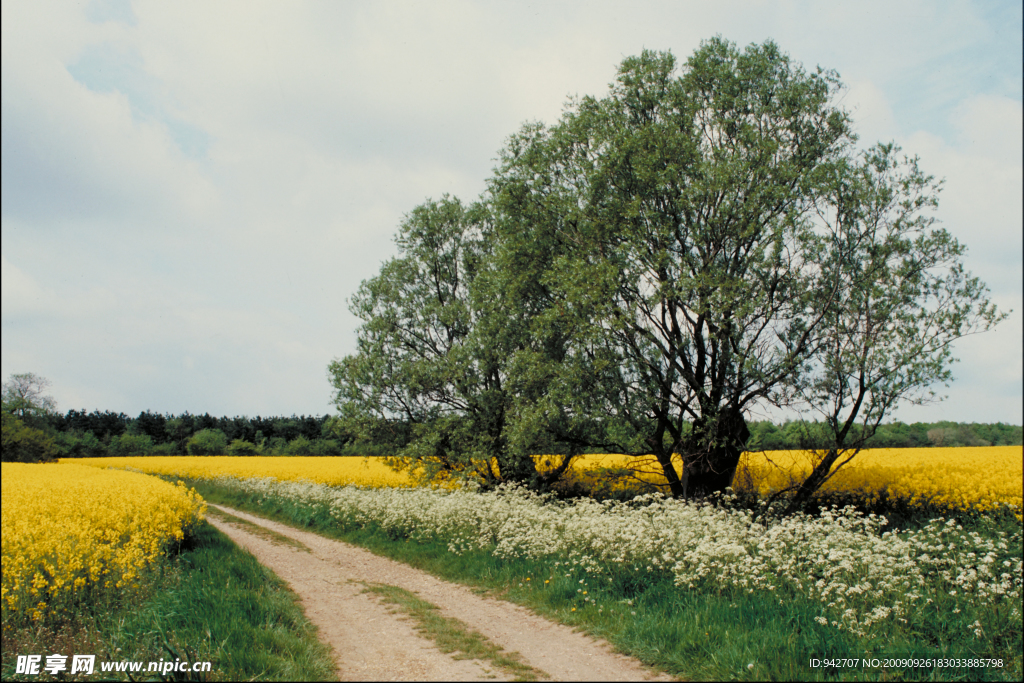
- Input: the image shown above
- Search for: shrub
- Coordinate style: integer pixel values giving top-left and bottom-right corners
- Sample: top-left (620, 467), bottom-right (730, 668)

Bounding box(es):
top-left (53, 430), bottom-right (105, 458)
top-left (1, 412), bottom-right (57, 462)
top-left (227, 439), bottom-right (259, 456)
top-left (186, 429), bottom-right (228, 455)
top-left (312, 438), bottom-right (343, 456)
top-left (285, 435), bottom-right (314, 455)
top-left (109, 433), bottom-right (155, 456)
top-left (151, 441), bottom-right (179, 455)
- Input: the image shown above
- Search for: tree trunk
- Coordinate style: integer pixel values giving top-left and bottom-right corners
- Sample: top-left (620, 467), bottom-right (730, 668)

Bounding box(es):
top-left (654, 449), bottom-right (687, 498)
top-left (684, 408), bottom-right (750, 499)
top-left (782, 447), bottom-right (857, 515)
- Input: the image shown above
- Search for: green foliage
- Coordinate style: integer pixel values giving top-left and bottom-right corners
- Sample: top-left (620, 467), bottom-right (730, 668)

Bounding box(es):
top-left (926, 424), bottom-right (992, 447)
top-left (191, 478), bottom-right (1022, 682)
top-left (108, 433), bottom-right (155, 456)
top-left (2, 373), bottom-right (57, 426)
top-left (53, 430), bottom-right (105, 458)
top-left (1, 412), bottom-right (58, 462)
top-left (1, 373), bottom-right (60, 463)
top-left (44, 408), bottom-right (402, 458)
top-left (330, 38), bottom-right (1004, 502)
top-left (150, 441), bottom-right (179, 455)
top-left (745, 420), bottom-right (1022, 450)
top-left (284, 435), bottom-right (314, 455)
top-left (186, 429), bottom-right (229, 456)
top-left (0, 521), bottom-right (336, 681)
top-left (226, 438), bottom-right (259, 455)
top-left (329, 196), bottom-right (574, 487)
top-left (311, 438), bottom-right (342, 456)
top-left (480, 38), bottom-right (865, 497)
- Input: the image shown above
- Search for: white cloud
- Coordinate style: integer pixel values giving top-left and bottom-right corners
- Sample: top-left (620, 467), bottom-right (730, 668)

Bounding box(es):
top-left (950, 94), bottom-right (1023, 168)
top-left (2, 0), bottom-right (1020, 421)
top-left (903, 94), bottom-right (1023, 271)
top-left (885, 92), bottom-right (1023, 423)
top-left (0, 254), bottom-right (48, 318)
top-left (1, 52), bottom-right (218, 230)
top-left (845, 80), bottom-right (900, 144)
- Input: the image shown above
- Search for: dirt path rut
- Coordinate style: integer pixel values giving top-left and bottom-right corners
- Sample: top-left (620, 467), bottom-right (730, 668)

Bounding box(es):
top-left (206, 504), bottom-right (673, 681)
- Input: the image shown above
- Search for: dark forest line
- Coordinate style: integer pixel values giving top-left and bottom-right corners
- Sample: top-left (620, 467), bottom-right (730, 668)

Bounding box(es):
top-left (33, 409), bottom-right (1024, 459)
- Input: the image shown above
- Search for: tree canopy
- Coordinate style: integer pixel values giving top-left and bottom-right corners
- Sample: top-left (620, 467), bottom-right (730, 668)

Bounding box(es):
top-left (1, 373), bottom-right (58, 462)
top-left (330, 37), bottom-right (1005, 502)
top-left (2, 372), bottom-right (57, 423)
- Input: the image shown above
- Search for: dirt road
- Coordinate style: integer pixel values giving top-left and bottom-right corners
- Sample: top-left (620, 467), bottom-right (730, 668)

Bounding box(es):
top-left (206, 504), bottom-right (673, 681)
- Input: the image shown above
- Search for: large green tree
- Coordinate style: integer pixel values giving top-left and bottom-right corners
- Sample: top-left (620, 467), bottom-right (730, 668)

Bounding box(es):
top-left (489, 39), bottom-right (1002, 500)
top-left (332, 198), bottom-right (537, 484)
top-left (488, 39), bottom-right (858, 497)
top-left (332, 38), bottom-right (1004, 500)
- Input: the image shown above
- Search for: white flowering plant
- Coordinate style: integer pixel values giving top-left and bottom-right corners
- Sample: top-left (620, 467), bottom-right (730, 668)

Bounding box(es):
top-left (203, 475), bottom-right (1021, 646)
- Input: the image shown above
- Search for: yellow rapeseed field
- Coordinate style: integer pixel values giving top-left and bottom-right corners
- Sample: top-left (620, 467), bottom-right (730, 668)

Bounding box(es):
top-left (72, 455), bottom-right (419, 487)
top-left (732, 446), bottom-right (1023, 515)
top-left (1, 463), bottom-right (206, 622)
top-left (68, 447), bottom-right (1022, 517)
top-left (546, 448), bottom-right (1023, 516)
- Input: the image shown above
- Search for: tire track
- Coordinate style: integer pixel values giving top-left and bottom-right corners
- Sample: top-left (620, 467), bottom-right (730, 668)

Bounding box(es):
top-left (207, 504), bottom-right (673, 681)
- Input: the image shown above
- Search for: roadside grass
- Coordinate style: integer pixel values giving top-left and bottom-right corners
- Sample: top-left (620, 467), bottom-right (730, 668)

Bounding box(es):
top-left (190, 478), bottom-right (1022, 682)
top-left (362, 582), bottom-right (545, 681)
top-left (207, 506), bottom-right (312, 553)
top-left (1, 521), bottom-right (335, 682)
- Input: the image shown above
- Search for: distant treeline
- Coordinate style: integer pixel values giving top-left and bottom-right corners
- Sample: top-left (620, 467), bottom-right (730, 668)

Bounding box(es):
top-left (47, 410), bottom-right (363, 457)
top-left (37, 409), bottom-right (1023, 458)
top-left (746, 420), bottom-right (1022, 451)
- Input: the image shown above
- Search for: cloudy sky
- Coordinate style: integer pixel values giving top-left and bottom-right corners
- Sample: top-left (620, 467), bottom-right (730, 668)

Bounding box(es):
top-left (2, 0), bottom-right (1021, 424)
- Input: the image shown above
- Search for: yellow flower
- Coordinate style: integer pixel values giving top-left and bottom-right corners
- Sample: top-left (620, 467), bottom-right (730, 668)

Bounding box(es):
top-left (2, 462), bottom-right (205, 618)
top-left (732, 447), bottom-right (1021, 518)
top-left (66, 455), bottom-right (419, 488)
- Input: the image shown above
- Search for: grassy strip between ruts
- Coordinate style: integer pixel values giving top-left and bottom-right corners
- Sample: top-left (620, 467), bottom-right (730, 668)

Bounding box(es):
top-left (1, 521), bottom-right (336, 682)
top-left (207, 506), bottom-right (312, 553)
top-left (361, 582), bottom-right (545, 681)
top-left (186, 476), bottom-right (1022, 682)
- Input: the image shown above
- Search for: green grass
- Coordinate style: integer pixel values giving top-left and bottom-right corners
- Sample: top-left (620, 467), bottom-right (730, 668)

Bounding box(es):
top-left (362, 582), bottom-right (545, 680)
top-left (189, 478), bottom-right (1023, 682)
top-left (1, 521), bottom-right (336, 681)
top-left (207, 506), bottom-right (312, 553)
